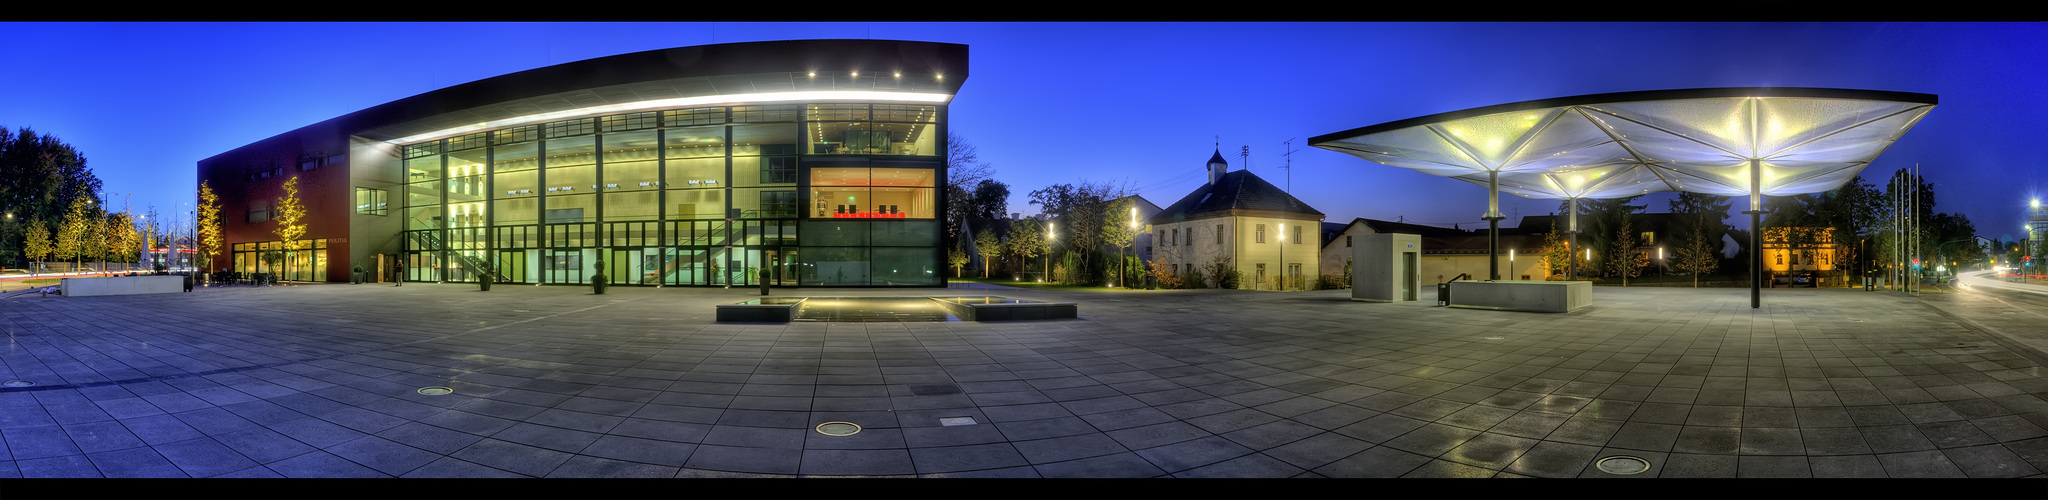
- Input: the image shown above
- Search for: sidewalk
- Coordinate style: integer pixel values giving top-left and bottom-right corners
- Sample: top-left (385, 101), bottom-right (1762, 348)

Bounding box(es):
top-left (2, 282), bottom-right (2045, 485)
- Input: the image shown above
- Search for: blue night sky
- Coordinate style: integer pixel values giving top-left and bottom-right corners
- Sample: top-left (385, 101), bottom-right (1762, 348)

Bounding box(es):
top-left (3, 22), bottom-right (2043, 241)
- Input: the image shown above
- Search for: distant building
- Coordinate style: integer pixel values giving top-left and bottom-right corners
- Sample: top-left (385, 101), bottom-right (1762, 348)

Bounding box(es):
top-left (1148, 150), bottom-right (1323, 290)
top-left (1319, 213), bottom-right (1688, 284)
top-left (1762, 227), bottom-right (1847, 286)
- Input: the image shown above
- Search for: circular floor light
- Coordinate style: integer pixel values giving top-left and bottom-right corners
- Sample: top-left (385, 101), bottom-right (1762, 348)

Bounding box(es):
top-left (815, 422), bottom-right (862, 436)
top-left (1595, 456), bottom-right (1651, 475)
top-left (417, 387), bottom-right (454, 396)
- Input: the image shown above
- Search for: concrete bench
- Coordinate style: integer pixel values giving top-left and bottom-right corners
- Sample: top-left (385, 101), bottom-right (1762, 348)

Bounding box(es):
top-left (1447, 280), bottom-right (1591, 313)
top-left (60, 275), bottom-right (185, 297)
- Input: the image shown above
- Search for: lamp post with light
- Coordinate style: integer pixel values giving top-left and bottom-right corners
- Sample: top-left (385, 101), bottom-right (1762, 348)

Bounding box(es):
top-left (1126, 206), bottom-right (1138, 289)
top-left (1045, 222), bottom-right (1055, 283)
top-left (1657, 246), bottom-right (1664, 282)
top-left (1278, 223), bottom-right (1286, 290)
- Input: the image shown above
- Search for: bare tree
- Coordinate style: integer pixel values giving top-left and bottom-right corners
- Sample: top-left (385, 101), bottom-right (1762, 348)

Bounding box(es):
top-left (1607, 219), bottom-right (1648, 286)
top-left (1671, 222), bottom-right (1719, 287)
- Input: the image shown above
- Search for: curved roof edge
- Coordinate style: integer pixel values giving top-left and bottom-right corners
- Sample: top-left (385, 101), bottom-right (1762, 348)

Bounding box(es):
top-left (206, 39), bottom-right (967, 162)
top-left (1309, 87), bottom-right (1937, 145)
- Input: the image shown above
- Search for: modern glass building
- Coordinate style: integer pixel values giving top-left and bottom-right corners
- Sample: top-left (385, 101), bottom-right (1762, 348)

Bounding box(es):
top-left (198, 40), bottom-right (967, 287)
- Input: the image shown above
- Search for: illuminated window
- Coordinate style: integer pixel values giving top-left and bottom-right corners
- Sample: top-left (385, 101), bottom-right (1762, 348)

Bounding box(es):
top-left (1256, 224), bottom-right (1266, 243)
top-left (354, 187), bottom-right (388, 216)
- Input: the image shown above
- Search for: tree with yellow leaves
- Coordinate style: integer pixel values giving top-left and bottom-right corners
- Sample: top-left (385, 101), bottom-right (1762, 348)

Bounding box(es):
top-left (274, 176), bottom-right (308, 283)
top-left (197, 181), bottom-right (222, 273)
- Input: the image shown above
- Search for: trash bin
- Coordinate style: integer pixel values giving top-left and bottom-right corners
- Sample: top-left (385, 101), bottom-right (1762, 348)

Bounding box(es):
top-left (1437, 282), bottom-right (1451, 306)
top-left (1863, 276), bottom-right (1874, 291)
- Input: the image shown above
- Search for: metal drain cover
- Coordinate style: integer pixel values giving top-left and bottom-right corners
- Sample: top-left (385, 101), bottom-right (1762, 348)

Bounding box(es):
top-left (417, 387), bottom-right (454, 396)
top-left (816, 422), bottom-right (862, 436)
top-left (938, 417), bottom-right (978, 426)
top-left (2, 380), bottom-right (32, 388)
top-left (1596, 456), bottom-right (1651, 475)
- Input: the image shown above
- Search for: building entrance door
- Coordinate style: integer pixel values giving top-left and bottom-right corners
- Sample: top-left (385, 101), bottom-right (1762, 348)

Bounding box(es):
top-left (497, 250), bottom-right (528, 284)
top-left (610, 248), bottom-right (647, 286)
top-left (748, 248), bottom-right (797, 286)
top-left (1402, 251), bottom-right (1418, 301)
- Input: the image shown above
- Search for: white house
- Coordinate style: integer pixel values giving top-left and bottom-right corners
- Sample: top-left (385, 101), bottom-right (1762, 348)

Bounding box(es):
top-left (1148, 150), bottom-right (1324, 290)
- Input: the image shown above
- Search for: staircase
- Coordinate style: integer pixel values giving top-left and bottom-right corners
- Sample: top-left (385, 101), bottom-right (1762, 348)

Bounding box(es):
top-left (409, 217), bottom-right (512, 283)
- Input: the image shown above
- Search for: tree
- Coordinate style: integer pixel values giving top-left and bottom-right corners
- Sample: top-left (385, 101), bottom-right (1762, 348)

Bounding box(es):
top-left (55, 196), bottom-right (93, 273)
top-left (1100, 197), bottom-right (1139, 287)
top-left (1541, 219), bottom-right (1571, 279)
top-left (197, 181), bottom-right (222, 273)
top-left (944, 133), bottom-right (995, 246)
top-left (1007, 217), bottom-right (1046, 281)
top-left (1671, 219), bottom-right (1719, 287)
top-left (1607, 218), bottom-right (1647, 285)
top-left (105, 211), bottom-right (139, 272)
top-left (973, 227), bottom-right (1001, 278)
top-left (23, 222), bottom-right (51, 274)
top-left (1560, 196), bottom-right (1645, 276)
top-left (0, 127), bottom-right (101, 268)
top-left (947, 245), bottom-right (969, 278)
top-left (1029, 180), bottom-right (1128, 284)
top-left (274, 176), bottom-right (308, 282)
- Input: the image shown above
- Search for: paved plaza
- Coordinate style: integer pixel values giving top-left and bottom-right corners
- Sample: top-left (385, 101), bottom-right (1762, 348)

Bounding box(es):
top-left (4, 278), bottom-right (2048, 489)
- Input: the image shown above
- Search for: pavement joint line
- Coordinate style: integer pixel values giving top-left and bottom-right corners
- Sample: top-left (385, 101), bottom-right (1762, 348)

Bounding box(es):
top-left (0, 295), bottom-right (644, 394)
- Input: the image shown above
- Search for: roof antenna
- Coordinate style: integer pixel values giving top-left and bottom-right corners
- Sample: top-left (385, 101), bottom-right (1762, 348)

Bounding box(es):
top-left (1281, 138), bottom-right (1299, 192)
top-left (1240, 145), bottom-right (1249, 172)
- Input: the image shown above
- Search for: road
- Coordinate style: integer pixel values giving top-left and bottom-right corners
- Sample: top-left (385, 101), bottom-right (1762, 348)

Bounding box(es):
top-left (1911, 270), bottom-right (2048, 367)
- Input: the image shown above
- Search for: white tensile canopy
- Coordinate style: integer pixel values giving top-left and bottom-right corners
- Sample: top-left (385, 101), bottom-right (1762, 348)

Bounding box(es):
top-left (1311, 88), bottom-right (1936, 307)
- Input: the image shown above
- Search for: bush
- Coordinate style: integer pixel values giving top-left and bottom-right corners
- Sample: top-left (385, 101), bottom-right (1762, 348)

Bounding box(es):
top-left (1181, 268), bottom-right (1207, 289)
top-left (1315, 274), bottom-right (1348, 290)
top-left (1146, 260), bottom-right (1182, 289)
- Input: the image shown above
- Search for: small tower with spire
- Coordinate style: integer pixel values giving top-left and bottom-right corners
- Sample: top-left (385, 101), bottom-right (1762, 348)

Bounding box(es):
top-left (1207, 149), bottom-right (1229, 185)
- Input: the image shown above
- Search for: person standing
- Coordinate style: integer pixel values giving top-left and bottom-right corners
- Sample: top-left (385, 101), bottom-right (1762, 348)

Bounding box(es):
top-left (394, 257), bottom-right (405, 287)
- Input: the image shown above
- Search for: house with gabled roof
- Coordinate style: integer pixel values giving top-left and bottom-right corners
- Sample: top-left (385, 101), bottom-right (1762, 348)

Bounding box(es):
top-left (1147, 149), bottom-right (1324, 290)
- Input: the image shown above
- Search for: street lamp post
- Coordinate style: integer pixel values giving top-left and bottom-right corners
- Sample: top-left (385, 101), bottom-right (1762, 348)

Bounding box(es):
top-left (1127, 206), bottom-right (1138, 289)
top-left (1278, 223), bottom-right (1286, 290)
top-left (1509, 249), bottom-right (1515, 281)
top-left (1046, 222), bottom-right (1055, 283)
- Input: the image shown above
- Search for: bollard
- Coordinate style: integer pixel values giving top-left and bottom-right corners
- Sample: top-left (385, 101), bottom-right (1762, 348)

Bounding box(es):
top-left (760, 268), bottom-right (771, 296)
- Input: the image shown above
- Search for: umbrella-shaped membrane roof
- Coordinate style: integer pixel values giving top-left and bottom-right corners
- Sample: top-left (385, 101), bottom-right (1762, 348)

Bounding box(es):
top-left (1309, 88), bottom-right (1936, 200)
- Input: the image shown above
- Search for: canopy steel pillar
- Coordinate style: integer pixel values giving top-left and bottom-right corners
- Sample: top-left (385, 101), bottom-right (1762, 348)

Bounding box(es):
top-left (1744, 158), bottom-right (1764, 309)
top-left (1485, 170), bottom-right (1504, 281)
top-left (1567, 197), bottom-right (1580, 280)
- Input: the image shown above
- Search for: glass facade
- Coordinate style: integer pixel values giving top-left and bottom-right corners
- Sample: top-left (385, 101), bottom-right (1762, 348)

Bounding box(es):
top-left (400, 103), bottom-right (944, 287)
top-left (232, 239), bottom-right (329, 282)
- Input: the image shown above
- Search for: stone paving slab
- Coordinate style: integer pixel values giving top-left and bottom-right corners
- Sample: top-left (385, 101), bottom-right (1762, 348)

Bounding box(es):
top-left (3, 281), bottom-right (2048, 493)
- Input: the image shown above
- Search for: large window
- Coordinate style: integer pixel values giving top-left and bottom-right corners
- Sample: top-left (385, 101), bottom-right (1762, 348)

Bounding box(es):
top-left (806, 104), bottom-right (937, 156)
top-left (354, 187), bottom-right (388, 216)
top-left (810, 167), bottom-right (935, 219)
top-left (394, 102), bottom-right (945, 286)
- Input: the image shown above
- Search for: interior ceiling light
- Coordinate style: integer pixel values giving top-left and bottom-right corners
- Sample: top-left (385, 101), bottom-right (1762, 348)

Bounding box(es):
top-left (395, 91), bottom-right (951, 144)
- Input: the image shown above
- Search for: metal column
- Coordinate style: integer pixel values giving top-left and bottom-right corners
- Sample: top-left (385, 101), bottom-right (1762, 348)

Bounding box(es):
top-left (1744, 158), bottom-right (1764, 309)
top-left (1485, 170), bottom-right (1504, 281)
